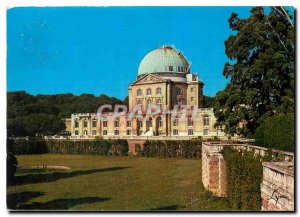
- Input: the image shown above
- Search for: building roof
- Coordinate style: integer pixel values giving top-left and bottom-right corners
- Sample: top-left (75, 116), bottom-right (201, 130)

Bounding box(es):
top-left (137, 45), bottom-right (190, 76)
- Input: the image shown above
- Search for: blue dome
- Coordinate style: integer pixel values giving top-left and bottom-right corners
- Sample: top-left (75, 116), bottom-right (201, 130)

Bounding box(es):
top-left (137, 46), bottom-right (190, 76)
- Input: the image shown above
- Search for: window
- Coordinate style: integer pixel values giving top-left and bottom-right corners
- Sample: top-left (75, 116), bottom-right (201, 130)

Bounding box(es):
top-left (191, 97), bottom-right (194, 102)
top-left (75, 130), bottom-right (79, 135)
top-left (103, 120), bottom-right (107, 128)
top-left (177, 66), bottom-right (184, 72)
top-left (158, 130), bottom-right (163, 136)
top-left (191, 87), bottom-right (194, 92)
top-left (114, 130), bottom-right (119, 135)
top-left (169, 65), bottom-right (173, 71)
top-left (74, 119), bottom-right (79, 128)
top-left (188, 116), bottom-right (193, 126)
top-left (92, 119), bottom-right (97, 128)
top-left (188, 129), bottom-right (194, 135)
top-left (156, 87), bottom-right (161, 95)
top-left (92, 130), bottom-right (97, 136)
top-left (127, 120), bottom-right (131, 127)
top-left (114, 119), bottom-right (119, 128)
top-left (84, 130), bottom-right (88, 136)
top-left (158, 119), bottom-right (163, 128)
top-left (84, 119), bottom-right (88, 128)
top-left (203, 116), bottom-right (209, 126)
top-left (126, 129), bottom-right (131, 135)
top-left (137, 89), bottom-right (142, 96)
top-left (173, 118), bottom-right (178, 126)
top-left (157, 99), bottom-right (162, 110)
top-left (147, 99), bottom-right (152, 109)
top-left (138, 120), bottom-right (143, 128)
top-left (204, 129), bottom-right (209, 135)
top-left (176, 88), bottom-right (182, 95)
top-left (136, 99), bottom-right (143, 106)
top-left (173, 129), bottom-right (178, 135)
top-left (103, 130), bottom-right (107, 135)
top-left (147, 88), bottom-right (152, 96)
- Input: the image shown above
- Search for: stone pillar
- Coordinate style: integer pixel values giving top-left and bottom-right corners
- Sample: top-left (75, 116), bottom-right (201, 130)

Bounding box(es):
top-left (261, 162), bottom-right (294, 211)
top-left (202, 142), bottom-right (227, 197)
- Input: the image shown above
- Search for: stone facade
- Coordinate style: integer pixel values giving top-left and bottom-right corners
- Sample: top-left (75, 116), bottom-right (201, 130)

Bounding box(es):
top-left (65, 46), bottom-right (225, 139)
top-left (261, 162), bottom-right (294, 211)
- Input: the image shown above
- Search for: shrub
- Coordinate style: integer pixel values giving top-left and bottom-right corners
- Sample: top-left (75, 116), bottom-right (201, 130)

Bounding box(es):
top-left (8, 139), bottom-right (128, 156)
top-left (255, 113), bottom-right (294, 151)
top-left (222, 147), bottom-right (263, 210)
top-left (142, 140), bottom-right (202, 159)
top-left (7, 152), bottom-right (18, 184)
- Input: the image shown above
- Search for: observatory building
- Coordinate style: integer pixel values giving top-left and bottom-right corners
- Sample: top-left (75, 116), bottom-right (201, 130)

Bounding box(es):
top-left (65, 45), bottom-right (224, 138)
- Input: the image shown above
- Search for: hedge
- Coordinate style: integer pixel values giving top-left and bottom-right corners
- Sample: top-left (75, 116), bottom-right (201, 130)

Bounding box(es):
top-left (8, 139), bottom-right (128, 156)
top-left (255, 113), bottom-right (294, 152)
top-left (139, 140), bottom-right (202, 159)
top-left (221, 146), bottom-right (283, 210)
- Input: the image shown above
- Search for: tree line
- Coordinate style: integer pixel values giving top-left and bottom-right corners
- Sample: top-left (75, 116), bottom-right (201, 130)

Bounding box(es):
top-left (7, 91), bottom-right (126, 137)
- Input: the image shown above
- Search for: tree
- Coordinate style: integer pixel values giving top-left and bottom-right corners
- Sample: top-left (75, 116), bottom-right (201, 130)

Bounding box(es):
top-left (7, 91), bottom-right (126, 137)
top-left (203, 95), bottom-right (215, 108)
top-left (214, 7), bottom-right (294, 136)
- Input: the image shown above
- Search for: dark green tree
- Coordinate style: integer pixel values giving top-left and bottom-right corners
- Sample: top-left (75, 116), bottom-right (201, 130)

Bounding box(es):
top-left (203, 95), bottom-right (215, 108)
top-left (214, 7), bottom-right (294, 135)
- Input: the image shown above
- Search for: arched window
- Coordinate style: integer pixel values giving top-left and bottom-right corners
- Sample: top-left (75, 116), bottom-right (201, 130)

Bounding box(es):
top-left (147, 88), bottom-right (152, 96)
top-left (92, 130), bottom-right (97, 136)
top-left (137, 89), bottom-right (142, 96)
top-left (75, 130), bottom-right (79, 135)
top-left (203, 115), bottom-right (209, 126)
top-left (84, 130), bottom-right (88, 135)
top-left (84, 119), bottom-right (88, 128)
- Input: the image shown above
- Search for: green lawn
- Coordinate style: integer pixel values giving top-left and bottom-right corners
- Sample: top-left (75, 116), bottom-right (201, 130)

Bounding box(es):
top-left (7, 154), bottom-right (230, 211)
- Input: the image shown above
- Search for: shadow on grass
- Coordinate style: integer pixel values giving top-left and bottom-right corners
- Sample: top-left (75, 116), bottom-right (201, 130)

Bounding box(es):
top-left (7, 191), bottom-right (111, 210)
top-left (7, 191), bottom-right (44, 209)
top-left (150, 205), bottom-right (182, 211)
top-left (10, 166), bottom-right (130, 186)
top-left (17, 196), bottom-right (111, 210)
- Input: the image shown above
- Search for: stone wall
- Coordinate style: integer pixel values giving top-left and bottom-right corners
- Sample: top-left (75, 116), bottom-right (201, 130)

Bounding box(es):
top-left (261, 162), bottom-right (294, 211)
top-left (202, 142), bottom-right (227, 197)
top-left (201, 142), bottom-right (294, 211)
top-left (127, 139), bottom-right (146, 154)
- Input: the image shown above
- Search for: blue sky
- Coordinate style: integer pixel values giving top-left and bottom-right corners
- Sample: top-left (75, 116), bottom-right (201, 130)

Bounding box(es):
top-left (7, 6), bottom-right (257, 99)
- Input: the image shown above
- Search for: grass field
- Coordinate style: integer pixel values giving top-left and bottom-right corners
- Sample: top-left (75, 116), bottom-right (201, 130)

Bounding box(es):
top-left (7, 154), bottom-right (230, 211)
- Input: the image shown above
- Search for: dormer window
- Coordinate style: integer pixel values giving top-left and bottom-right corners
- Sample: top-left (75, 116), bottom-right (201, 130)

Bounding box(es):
top-left (178, 66), bottom-right (184, 72)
